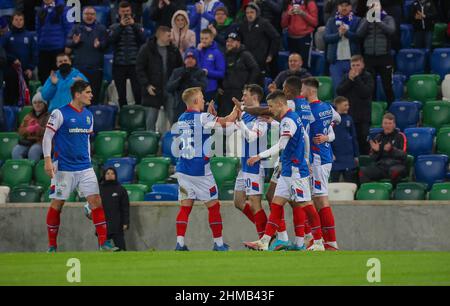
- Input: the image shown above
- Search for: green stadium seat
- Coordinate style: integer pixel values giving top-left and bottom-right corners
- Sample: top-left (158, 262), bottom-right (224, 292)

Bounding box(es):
top-left (407, 74), bottom-right (440, 103)
top-left (9, 186), bottom-right (42, 203)
top-left (219, 181), bottom-right (235, 201)
top-left (0, 132), bottom-right (20, 160)
top-left (34, 159), bottom-right (51, 189)
top-left (356, 182), bottom-right (393, 200)
top-left (137, 157), bottom-right (171, 189)
top-left (28, 80), bottom-right (42, 99)
top-left (123, 184), bottom-right (148, 201)
top-left (429, 183), bottom-right (450, 200)
top-left (94, 130), bottom-right (127, 163)
top-left (128, 131), bottom-right (160, 159)
top-left (393, 182), bottom-right (427, 200)
top-left (436, 127), bottom-right (450, 157)
top-left (119, 105), bottom-right (146, 132)
top-left (0, 159), bottom-right (34, 187)
top-left (371, 102), bottom-right (385, 127)
top-left (423, 101), bottom-right (450, 130)
top-left (316, 76), bottom-right (333, 101)
top-left (210, 157), bottom-right (240, 185)
top-left (17, 106), bottom-right (33, 126)
top-left (432, 23), bottom-right (448, 48)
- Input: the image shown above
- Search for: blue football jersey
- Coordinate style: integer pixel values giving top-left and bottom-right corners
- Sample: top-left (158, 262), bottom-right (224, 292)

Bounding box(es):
top-left (288, 96), bottom-right (315, 134)
top-left (309, 100), bottom-right (335, 165)
top-left (46, 104), bottom-right (93, 172)
top-left (239, 112), bottom-right (268, 175)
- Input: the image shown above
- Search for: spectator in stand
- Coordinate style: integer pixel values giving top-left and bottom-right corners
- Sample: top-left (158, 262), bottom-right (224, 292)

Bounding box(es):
top-left (219, 32), bottom-right (259, 117)
top-left (268, 53), bottom-right (311, 92)
top-left (281, 0), bottom-right (318, 69)
top-left (411, 0), bottom-right (438, 50)
top-left (336, 55), bottom-right (373, 155)
top-left (380, 0), bottom-right (401, 50)
top-left (324, 0), bottom-right (361, 92)
top-left (12, 92), bottom-right (50, 162)
top-left (189, 0), bottom-right (225, 43)
top-left (359, 113), bottom-right (408, 185)
top-left (41, 53), bottom-right (88, 112)
top-left (109, 1), bottom-right (145, 107)
top-left (112, 0), bottom-right (145, 23)
top-left (136, 26), bottom-right (183, 130)
top-left (323, 0), bottom-right (358, 24)
top-left (67, 6), bottom-right (108, 105)
top-left (36, 0), bottom-right (73, 85)
top-left (3, 12), bottom-right (38, 105)
top-left (99, 167), bottom-right (130, 251)
top-left (330, 96), bottom-right (359, 184)
top-left (171, 10), bottom-right (196, 56)
top-left (0, 44), bottom-right (6, 131)
top-left (357, 1), bottom-right (395, 106)
top-left (238, 3), bottom-right (280, 82)
top-left (253, 0), bottom-right (283, 32)
top-left (167, 48), bottom-right (208, 121)
top-left (197, 28), bottom-right (225, 102)
top-left (149, 0), bottom-right (186, 28)
top-left (209, 6), bottom-right (237, 53)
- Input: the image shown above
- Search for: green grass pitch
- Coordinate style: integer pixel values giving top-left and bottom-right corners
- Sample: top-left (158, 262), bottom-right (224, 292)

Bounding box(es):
top-left (1, 251), bottom-right (450, 286)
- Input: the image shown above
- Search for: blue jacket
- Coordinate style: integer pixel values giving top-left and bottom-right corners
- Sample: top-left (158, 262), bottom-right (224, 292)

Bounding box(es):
top-left (323, 14), bottom-right (361, 64)
top-left (189, 0), bottom-right (224, 42)
top-left (331, 113), bottom-right (359, 171)
top-left (3, 27), bottom-right (38, 71)
top-left (36, 2), bottom-right (73, 51)
top-left (198, 41), bottom-right (225, 93)
top-left (41, 68), bottom-right (88, 112)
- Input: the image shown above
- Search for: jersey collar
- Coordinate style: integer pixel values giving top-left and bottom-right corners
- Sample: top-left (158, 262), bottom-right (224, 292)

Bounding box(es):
top-left (310, 100), bottom-right (321, 104)
top-left (69, 103), bottom-right (83, 113)
top-left (280, 109), bottom-right (292, 120)
top-left (295, 95), bottom-right (305, 99)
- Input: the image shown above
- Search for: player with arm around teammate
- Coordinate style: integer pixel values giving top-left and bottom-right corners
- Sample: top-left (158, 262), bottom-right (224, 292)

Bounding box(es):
top-left (174, 87), bottom-right (241, 251)
top-left (44, 80), bottom-right (118, 252)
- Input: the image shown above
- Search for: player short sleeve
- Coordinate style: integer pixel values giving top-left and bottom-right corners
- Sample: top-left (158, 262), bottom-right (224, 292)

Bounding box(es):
top-left (287, 100), bottom-right (295, 110)
top-left (46, 109), bottom-right (64, 132)
top-left (89, 113), bottom-right (94, 133)
top-left (253, 118), bottom-right (268, 137)
top-left (200, 112), bottom-right (218, 129)
top-left (280, 117), bottom-right (297, 137)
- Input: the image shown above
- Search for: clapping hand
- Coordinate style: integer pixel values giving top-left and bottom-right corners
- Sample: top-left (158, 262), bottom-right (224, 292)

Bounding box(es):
top-left (207, 100), bottom-right (217, 116)
top-left (50, 70), bottom-right (59, 85)
top-left (370, 140), bottom-right (381, 152)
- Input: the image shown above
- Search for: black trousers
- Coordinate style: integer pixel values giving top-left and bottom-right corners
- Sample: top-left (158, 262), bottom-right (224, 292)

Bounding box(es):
top-left (355, 121), bottom-right (371, 155)
top-left (109, 232), bottom-right (126, 251)
top-left (360, 164), bottom-right (407, 186)
top-left (38, 49), bottom-right (63, 85)
top-left (79, 68), bottom-right (103, 104)
top-left (3, 65), bottom-right (30, 106)
top-left (330, 169), bottom-right (359, 184)
top-left (112, 65), bottom-right (141, 107)
top-left (364, 54), bottom-right (395, 105)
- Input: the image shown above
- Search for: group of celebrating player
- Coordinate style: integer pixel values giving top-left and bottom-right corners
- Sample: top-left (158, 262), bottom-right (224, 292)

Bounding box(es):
top-left (174, 76), bottom-right (341, 252)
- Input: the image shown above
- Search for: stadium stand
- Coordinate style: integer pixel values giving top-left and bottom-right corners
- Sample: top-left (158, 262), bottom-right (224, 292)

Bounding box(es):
top-left (210, 157), bottom-right (239, 186)
top-left (328, 183), bottom-right (357, 201)
top-left (429, 183), bottom-right (450, 200)
top-left (415, 155), bottom-right (449, 189)
top-left (137, 157), bottom-right (171, 189)
top-left (0, 159), bottom-right (34, 187)
top-left (119, 105), bottom-right (147, 133)
top-left (89, 105), bottom-right (117, 133)
top-left (128, 131), bottom-right (160, 159)
top-left (423, 101), bottom-right (450, 130)
top-left (393, 182), bottom-right (427, 201)
top-left (316, 76), bottom-right (333, 102)
top-left (396, 49), bottom-right (426, 78)
top-left (103, 157), bottom-right (137, 184)
top-left (442, 74), bottom-right (450, 101)
top-left (2, 106), bottom-right (18, 132)
top-left (407, 74), bottom-right (440, 104)
top-left (0, 186), bottom-right (10, 204)
top-left (404, 127), bottom-right (436, 158)
top-left (388, 101), bottom-right (421, 131)
top-left (430, 49), bottom-right (450, 80)
top-left (0, 132), bottom-right (19, 160)
top-left (356, 182), bottom-right (393, 200)
top-left (436, 127), bottom-right (450, 157)
top-left (34, 159), bottom-right (51, 189)
top-left (123, 184), bottom-right (148, 202)
top-left (93, 131), bottom-right (127, 163)
top-left (9, 186), bottom-right (42, 203)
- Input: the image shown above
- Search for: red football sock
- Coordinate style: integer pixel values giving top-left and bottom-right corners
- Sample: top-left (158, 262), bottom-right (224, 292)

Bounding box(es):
top-left (293, 206), bottom-right (305, 238)
top-left (176, 206), bottom-right (193, 237)
top-left (303, 205), bottom-right (322, 241)
top-left (304, 216), bottom-right (312, 236)
top-left (278, 206), bottom-right (286, 233)
top-left (92, 207), bottom-right (108, 246)
top-left (254, 209), bottom-right (268, 238)
top-left (46, 207), bottom-right (61, 248)
top-left (265, 204), bottom-right (283, 237)
top-left (242, 203), bottom-right (255, 223)
top-left (208, 202), bottom-right (223, 238)
top-left (319, 206), bottom-right (336, 243)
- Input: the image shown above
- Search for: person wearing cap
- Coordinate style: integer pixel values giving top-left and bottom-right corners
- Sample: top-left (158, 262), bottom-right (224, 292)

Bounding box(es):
top-left (238, 2), bottom-right (280, 82)
top-left (218, 31), bottom-right (259, 117)
top-left (167, 47), bottom-right (208, 121)
top-left (12, 92), bottom-right (50, 162)
top-left (208, 6), bottom-right (237, 53)
top-left (323, 0), bottom-right (361, 92)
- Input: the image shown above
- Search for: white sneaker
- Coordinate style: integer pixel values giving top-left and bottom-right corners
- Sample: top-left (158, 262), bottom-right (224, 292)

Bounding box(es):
top-left (307, 239), bottom-right (325, 251)
top-left (244, 239), bottom-right (269, 251)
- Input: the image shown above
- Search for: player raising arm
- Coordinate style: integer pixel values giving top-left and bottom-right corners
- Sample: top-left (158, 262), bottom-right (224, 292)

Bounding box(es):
top-left (43, 80), bottom-right (118, 252)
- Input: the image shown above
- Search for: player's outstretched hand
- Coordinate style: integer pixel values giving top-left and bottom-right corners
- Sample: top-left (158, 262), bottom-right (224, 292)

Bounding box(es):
top-left (44, 157), bottom-right (55, 178)
top-left (232, 97), bottom-right (242, 109)
top-left (247, 155), bottom-right (261, 166)
top-left (207, 100), bottom-right (217, 116)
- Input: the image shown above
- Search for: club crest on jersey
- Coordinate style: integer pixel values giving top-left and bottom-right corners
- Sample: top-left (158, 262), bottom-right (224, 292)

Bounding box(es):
top-left (314, 180), bottom-right (322, 190)
top-left (86, 116), bottom-right (91, 125)
top-left (251, 182), bottom-right (260, 192)
top-left (295, 188), bottom-right (304, 197)
top-left (49, 185), bottom-right (56, 195)
top-left (209, 186), bottom-right (217, 197)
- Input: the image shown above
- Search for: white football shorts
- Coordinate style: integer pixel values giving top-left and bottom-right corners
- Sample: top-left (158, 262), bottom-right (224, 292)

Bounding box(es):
top-left (177, 173), bottom-right (219, 201)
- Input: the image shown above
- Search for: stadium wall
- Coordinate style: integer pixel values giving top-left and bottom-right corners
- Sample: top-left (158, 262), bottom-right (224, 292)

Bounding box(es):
top-left (1, 201), bottom-right (450, 252)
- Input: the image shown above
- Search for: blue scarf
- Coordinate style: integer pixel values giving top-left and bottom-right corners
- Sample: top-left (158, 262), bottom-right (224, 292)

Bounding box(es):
top-left (335, 11), bottom-right (354, 27)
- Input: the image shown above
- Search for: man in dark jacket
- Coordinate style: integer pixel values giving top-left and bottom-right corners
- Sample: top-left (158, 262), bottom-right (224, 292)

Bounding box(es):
top-left (238, 2), bottom-right (280, 82)
top-left (209, 6), bottom-right (237, 53)
top-left (357, 1), bottom-right (395, 105)
top-left (336, 55), bottom-right (373, 155)
top-left (411, 0), bottom-right (438, 49)
top-left (99, 167), bottom-right (130, 251)
top-left (109, 1), bottom-right (145, 107)
top-left (67, 6), bottom-right (108, 104)
top-left (359, 112), bottom-right (408, 186)
top-left (149, 0), bottom-right (186, 28)
top-left (269, 53), bottom-right (311, 91)
top-left (219, 32), bottom-right (260, 117)
top-left (36, 0), bottom-right (73, 84)
top-left (2, 12), bottom-right (38, 105)
top-left (136, 26), bottom-right (183, 130)
top-left (0, 44), bottom-right (6, 131)
top-left (167, 48), bottom-right (208, 122)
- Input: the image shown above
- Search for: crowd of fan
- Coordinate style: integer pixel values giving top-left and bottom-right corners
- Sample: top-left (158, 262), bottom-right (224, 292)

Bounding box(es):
top-left (0, 0), bottom-right (449, 186)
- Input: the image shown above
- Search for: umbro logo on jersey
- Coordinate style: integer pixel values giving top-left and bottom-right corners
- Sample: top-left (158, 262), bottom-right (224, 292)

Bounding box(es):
top-left (112, 193), bottom-right (118, 197)
top-left (70, 118), bottom-right (76, 123)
